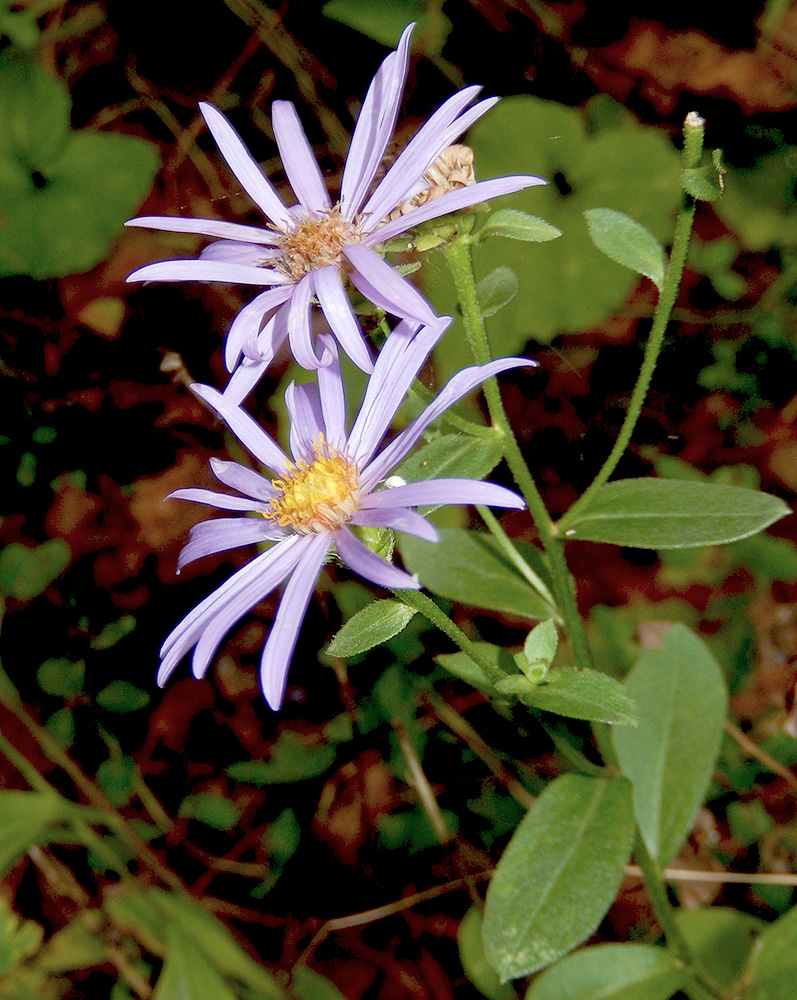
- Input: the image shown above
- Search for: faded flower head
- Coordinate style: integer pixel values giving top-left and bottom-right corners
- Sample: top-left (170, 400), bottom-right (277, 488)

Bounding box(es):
top-left (161, 317), bottom-right (535, 710)
top-left (126, 24), bottom-right (545, 402)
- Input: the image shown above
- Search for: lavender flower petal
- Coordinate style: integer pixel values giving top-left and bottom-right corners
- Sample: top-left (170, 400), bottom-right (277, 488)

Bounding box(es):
top-left (225, 286), bottom-right (294, 370)
top-left (314, 266), bottom-right (374, 374)
top-left (200, 241), bottom-right (278, 266)
top-left (189, 534), bottom-right (314, 680)
top-left (127, 259), bottom-right (289, 287)
top-left (168, 488), bottom-right (266, 512)
top-left (177, 517), bottom-right (282, 572)
top-left (350, 506), bottom-right (439, 542)
top-left (315, 335), bottom-right (347, 450)
top-left (345, 243), bottom-right (437, 324)
top-left (334, 525), bottom-right (420, 590)
top-left (340, 23), bottom-right (414, 217)
top-left (192, 384), bottom-right (290, 473)
top-left (125, 216), bottom-right (279, 244)
top-left (260, 532), bottom-right (331, 709)
top-left (347, 318), bottom-right (450, 465)
top-left (286, 381), bottom-right (324, 458)
top-left (362, 356), bottom-right (536, 489)
top-left (272, 100), bottom-right (332, 215)
top-left (209, 457), bottom-right (277, 502)
top-left (223, 357), bottom-right (271, 406)
top-left (199, 102), bottom-right (294, 230)
top-left (361, 86), bottom-right (486, 225)
top-left (158, 536), bottom-right (304, 684)
top-left (360, 478), bottom-right (525, 511)
top-left (367, 175), bottom-right (547, 246)
top-left (287, 274), bottom-right (324, 369)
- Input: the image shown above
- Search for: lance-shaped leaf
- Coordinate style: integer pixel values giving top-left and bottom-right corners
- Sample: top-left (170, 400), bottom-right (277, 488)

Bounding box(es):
top-left (584, 208), bottom-right (665, 291)
top-left (478, 208), bottom-right (561, 243)
top-left (327, 599), bottom-right (416, 657)
top-left (400, 528), bottom-right (554, 619)
top-left (565, 479), bottom-right (790, 549)
top-left (483, 774), bottom-right (634, 981)
top-left (613, 624), bottom-right (727, 866)
top-left (0, 790), bottom-right (77, 877)
top-left (525, 943), bottom-right (687, 1000)
top-left (497, 666), bottom-right (637, 726)
top-left (477, 266), bottom-right (519, 318)
top-left (395, 433), bottom-right (504, 489)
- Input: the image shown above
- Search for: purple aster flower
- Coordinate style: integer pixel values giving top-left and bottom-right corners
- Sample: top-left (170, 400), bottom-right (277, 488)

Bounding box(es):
top-left (160, 316), bottom-right (535, 709)
top-left (126, 24), bottom-right (544, 401)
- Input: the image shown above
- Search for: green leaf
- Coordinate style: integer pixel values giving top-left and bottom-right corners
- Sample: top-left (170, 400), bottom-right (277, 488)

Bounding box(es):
top-left (0, 539), bottom-right (71, 600)
top-left (0, 131), bottom-right (161, 278)
top-left (152, 890), bottom-right (285, 997)
top-left (96, 755), bottom-right (137, 809)
top-left (477, 266), bottom-right (519, 318)
top-left (566, 479), bottom-right (791, 549)
top-left (0, 52), bottom-right (160, 278)
top-left (228, 730), bottom-right (336, 785)
top-left (37, 919), bottom-right (108, 974)
top-left (613, 624), bottom-right (727, 866)
top-left (483, 774), bottom-right (634, 981)
top-left (682, 155), bottom-right (725, 201)
top-left (46, 706), bottom-right (75, 749)
top-left (322, 0), bottom-right (428, 48)
top-left (104, 887), bottom-right (168, 956)
top-left (400, 528), bottom-right (554, 619)
top-left (96, 680), bottom-right (150, 712)
top-left (154, 925), bottom-right (239, 1000)
top-left (525, 943), bottom-right (687, 1000)
top-left (90, 614), bottom-right (136, 650)
top-left (745, 903), bottom-right (797, 1000)
top-left (395, 433), bottom-right (504, 488)
top-left (519, 619), bottom-right (559, 675)
top-left (291, 967), bottom-right (346, 1000)
top-left (327, 599), bottom-right (416, 657)
top-left (458, 907), bottom-right (515, 1000)
top-left (436, 642), bottom-right (514, 693)
top-left (676, 908), bottom-right (764, 991)
top-left (0, 791), bottom-right (75, 877)
top-left (36, 657), bottom-right (85, 698)
top-left (0, 51), bottom-right (70, 165)
top-left (0, 7), bottom-right (40, 50)
top-left (0, 896), bottom-right (43, 978)
top-left (583, 208), bottom-right (665, 291)
top-left (478, 208), bottom-right (561, 243)
top-left (178, 793), bottom-right (241, 832)
top-left (518, 666), bottom-right (638, 726)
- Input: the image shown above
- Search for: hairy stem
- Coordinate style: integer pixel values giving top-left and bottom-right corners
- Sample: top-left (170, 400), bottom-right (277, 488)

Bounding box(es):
top-left (442, 237), bottom-right (593, 671)
top-left (558, 113), bottom-right (705, 534)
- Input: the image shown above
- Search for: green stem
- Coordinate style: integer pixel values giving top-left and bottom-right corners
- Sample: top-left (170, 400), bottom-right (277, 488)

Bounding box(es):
top-left (392, 588), bottom-right (506, 686)
top-left (558, 114), bottom-right (705, 534)
top-left (442, 237), bottom-right (593, 671)
top-left (477, 505), bottom-right (558, 615)
top-left (409, 380), bottom-right (500, 438)
top-left (634, 833), bottom-right (729, 1000)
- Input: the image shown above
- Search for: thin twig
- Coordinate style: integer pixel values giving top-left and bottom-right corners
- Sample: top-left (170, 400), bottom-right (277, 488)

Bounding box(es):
top-left (420, 689), bottom-right (535, 810)
top-left (724, 720), bottom-right (797, 790)
top-left (628, 866), bottom-right (797, 887)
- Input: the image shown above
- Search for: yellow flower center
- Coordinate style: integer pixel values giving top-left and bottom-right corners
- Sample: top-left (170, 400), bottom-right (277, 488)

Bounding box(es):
top-left (263, 437), bottom-right (361, 534)
top-left (275, 205), bottom-right (360, 280)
